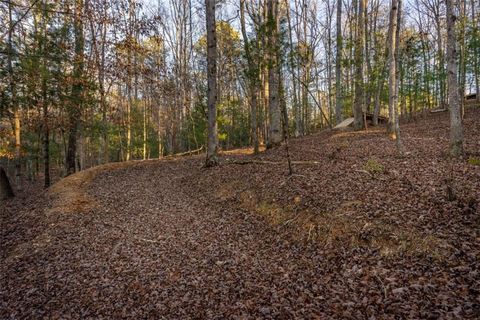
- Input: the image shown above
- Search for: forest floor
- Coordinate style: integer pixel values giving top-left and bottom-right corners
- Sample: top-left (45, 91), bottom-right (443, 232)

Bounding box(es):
top-left (1, 108), bottom-right (480, 319)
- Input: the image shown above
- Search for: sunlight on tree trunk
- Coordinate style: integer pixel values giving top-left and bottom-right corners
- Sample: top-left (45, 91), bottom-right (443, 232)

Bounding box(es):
top-left (205, 0), bottom-right (218, 167)
top-left (353, 0), bottom-right (366, 130)
top-left (446, 0), bottom-right (464, 157)
top-left (266, 0), bottom-right (283, 148)
top-left (335, 0), bottom-right (343, 125)
top-left (387, 0), bottom-right (403, 153)
top-left (66, 0), bottom-right (85, 175)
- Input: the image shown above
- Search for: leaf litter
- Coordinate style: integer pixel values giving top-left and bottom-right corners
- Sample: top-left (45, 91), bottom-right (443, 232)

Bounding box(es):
top-left (1, 108), bottom-right (479, 319)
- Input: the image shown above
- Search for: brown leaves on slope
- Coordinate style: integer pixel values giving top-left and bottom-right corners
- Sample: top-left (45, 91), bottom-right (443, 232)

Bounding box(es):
top-left (1, 108), bottom-right (479, 319)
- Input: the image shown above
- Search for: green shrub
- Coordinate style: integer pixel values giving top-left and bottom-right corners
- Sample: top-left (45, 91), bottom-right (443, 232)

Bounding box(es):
top-left (467, 157), bottom-right (480, 166)
top-left (364, 159), bottom-right (385, 175)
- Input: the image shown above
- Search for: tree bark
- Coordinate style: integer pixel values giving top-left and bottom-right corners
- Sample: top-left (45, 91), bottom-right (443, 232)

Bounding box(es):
top-left (66, 0), bottom-right (84, 175)
top-left (446, 0), bottom-right (464, 156)
top-left (240, 0), bottom-right (259, 154)
top-left (285, 0), bottom-right (301, 136)
top-left (335, 0), bottom-right (343, 124)
top-left (387, 0), bottom-right (403, 152)
top-left (373, 64), bottom-right (386, 126)
top-left (387, 0), bottom-right (397, 133)
top-left (353, 0), bottom-right (366, 130)
top-left (42, 79), bottom-right (50, 188)
top-left (266, 0), bottom-right (283, 148)
top-left (8, 1), bottom-right (21, 189)
top-left (205, 0), bottom-right (218, 167)
top-left (42, 1), bottom-right (50, 188)
top-left (471, 0), bottom-right (479, 103)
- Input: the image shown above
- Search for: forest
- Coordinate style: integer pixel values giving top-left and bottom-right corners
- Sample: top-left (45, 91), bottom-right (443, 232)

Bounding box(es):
top-left (0, 0), bottom-right (478, 182)
top-left (1, 0), bottom-right (480, 318)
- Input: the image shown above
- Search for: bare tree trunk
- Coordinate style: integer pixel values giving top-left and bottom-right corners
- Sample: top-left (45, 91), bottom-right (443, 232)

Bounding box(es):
top-left (435, 13), bottom-right (446, 109)
top-left (101, 2), bottom-right (109, 164)
top-left (388, 0), bottom-right (403, 153)
top-left (279, 72), bottom-right (293, 175)
top-left (8, 1), bottom-right (21, 189)
top-left (42, 82), bottom-right (50, 188)
top-left (205, 0), bottom-right (218, 167)
top-left (240, 0), bottom-right (259, 154)
top-left (95, 0), bottom-right (109, 163)
top-left (458, 0), bottom-right (466, 117)
top-left (126, 0), bottom-right (135, 161)
top-left (326, 1), bottom-right (334, 124)
top-left (42, 1), bottom-right (50, 188)
top-left (353, 0), bottom-right (365, 130)
top-left (285, 0), bottom-right (301, 136)
top-left (446, 0), bottom-right (464, 157)
top-left (143, 97), bottom-right (148, 160)
top-left (471, 0), bottom-right (479, 103)
top-left (266, 0), bottom-right (282, 148)
top-left (373, 61), bottom-right (386, 125)
top-left (387, 0), bottom-right (397, 133)
top-left (66, 0), bottom-right (84, 175)
top-left (372, 0), bottom-right (388, 125)
top-left (14, 112), bottom-right (21, 184)
top-left (335, 0), bottom-right (343, 124)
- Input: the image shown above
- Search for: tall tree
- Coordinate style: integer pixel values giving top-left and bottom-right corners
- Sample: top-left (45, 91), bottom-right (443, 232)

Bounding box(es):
top-left (66, 0), bottom-right (85, 175)
top-left (285, 0), bottom-right (301, 136)
top-left (446, 0), bottom-right (464, 156)
top-left (353, 0), bottom-right (366, 130)
top-left (240, 0), bottom-right (259, 154)
top-left (7, 0), bottom-right (21, 188)
top-left (335, 0), bottom-right (343, 124)
top-left (471, 0), bottom-right (479, 103)
top-left (205, 0), bottom-right (218, 167)
top-left (41, 0), bottom-right (50, 188)
top-left (266, 0), bottom-right (283, 148)
top-left (387, 0), bottom-right (403, 153)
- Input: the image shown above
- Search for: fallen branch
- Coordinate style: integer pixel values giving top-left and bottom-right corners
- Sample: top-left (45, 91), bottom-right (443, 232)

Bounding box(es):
top-left (291, 161), bottom-right (322, 165)
top-left (224, 159), bottom-right (278, 165)
top-left (291, 72), bottom-right (332, 128)
top-left (429, 108), bottom-right (447, 113)
top-left (135, 237), bottom-right (165, 244)
top-left (354, 169), bottom-right (373, 177)
top-left (170, 146), bottom-right (204, 158)
top-left (354, 169), bottom-right (387, 181)
top-left (224, 159), bottom-right (322, 165)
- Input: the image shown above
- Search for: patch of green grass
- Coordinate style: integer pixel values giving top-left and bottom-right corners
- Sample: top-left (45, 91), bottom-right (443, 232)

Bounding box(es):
top-left (467, 157), bottom-right (480, 166)
top-left (363, 159), bottom-right (385, 175)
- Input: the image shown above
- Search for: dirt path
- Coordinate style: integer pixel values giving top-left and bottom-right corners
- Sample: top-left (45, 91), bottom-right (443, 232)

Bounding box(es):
top-left (2, 159), bottom-right (332, 318)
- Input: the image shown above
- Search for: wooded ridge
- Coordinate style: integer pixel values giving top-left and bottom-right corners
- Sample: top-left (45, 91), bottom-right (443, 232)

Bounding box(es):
top-left (0, 0), bottom-right (479, 318)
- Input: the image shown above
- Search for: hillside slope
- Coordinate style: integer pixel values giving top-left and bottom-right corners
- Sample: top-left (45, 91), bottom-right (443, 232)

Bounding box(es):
top-left (1, 108), bottom-right (479, 319)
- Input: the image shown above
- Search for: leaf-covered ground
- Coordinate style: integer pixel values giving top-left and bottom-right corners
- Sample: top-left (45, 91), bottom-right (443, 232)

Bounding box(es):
top-left (1, 108), bottom-right (479, 319)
